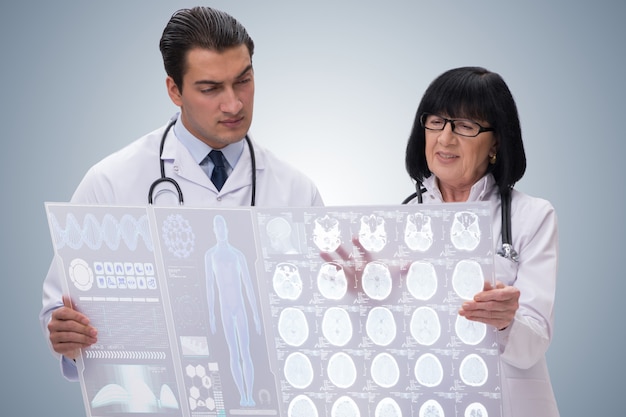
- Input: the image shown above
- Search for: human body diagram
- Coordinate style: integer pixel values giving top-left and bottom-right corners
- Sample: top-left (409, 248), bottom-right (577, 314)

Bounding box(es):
top-left (205, 215), bottom-right (262, 407)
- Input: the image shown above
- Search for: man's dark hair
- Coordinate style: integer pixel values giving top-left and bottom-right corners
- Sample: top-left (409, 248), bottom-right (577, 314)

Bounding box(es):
top-left (159, 7), bottom-right (255, 91)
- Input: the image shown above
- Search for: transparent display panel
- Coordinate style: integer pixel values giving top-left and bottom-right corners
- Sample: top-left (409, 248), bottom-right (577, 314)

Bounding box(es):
top-left (46, 202), bottom-right (501, 417)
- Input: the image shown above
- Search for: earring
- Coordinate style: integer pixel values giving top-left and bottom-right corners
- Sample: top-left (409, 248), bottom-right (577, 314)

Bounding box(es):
top-left (489, 154), bottom-right (497, 165)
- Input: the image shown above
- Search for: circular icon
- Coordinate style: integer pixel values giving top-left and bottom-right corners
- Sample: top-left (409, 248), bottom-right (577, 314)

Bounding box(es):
top-left (69, 258), bottom-right (93, 291)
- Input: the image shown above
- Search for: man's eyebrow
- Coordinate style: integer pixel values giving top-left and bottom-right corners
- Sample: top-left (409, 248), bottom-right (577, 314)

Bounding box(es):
top-left (237, 64), bottom-right (254, 78)
top-left (194, 65), bottom-right (254, 86)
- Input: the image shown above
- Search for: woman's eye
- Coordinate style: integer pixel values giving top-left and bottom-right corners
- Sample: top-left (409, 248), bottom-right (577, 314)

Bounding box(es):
top-left (430, 119), bottom-right (444, 127)
top-left (456, 121), bottom-right (476, 133)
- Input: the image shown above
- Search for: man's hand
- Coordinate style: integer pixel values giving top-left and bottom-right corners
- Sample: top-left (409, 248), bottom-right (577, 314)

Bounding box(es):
top-left (47, 296), bottom-right (97, 360)
top-left (458, 281), bottom-right (520, 330)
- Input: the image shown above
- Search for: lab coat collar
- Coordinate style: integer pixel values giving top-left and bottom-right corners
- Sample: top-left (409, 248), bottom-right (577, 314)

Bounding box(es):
top-left (160, 127), bottom-right (213, 189)
top-left (160, 127), bottom-right (266, 194)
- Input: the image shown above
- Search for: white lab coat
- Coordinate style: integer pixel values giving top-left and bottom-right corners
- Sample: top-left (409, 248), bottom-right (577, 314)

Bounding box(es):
top-left (415, 174), bottom-right (560, 417)
top-left (67, 123), bottom-right (323, 207)
top-left (40, 123), bottom-right (323, 379)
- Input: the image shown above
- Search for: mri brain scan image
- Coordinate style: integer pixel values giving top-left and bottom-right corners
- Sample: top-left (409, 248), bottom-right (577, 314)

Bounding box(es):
top-left (404, 212), bottom-right (434, 251)
top-left (316, 262), bottom-right (348, 300)
top-left (272, 263), bottom-right (303, 300)
top-left (358, 214), bottom-right (387, 252)
top-left (450, 211), bottom-right (481, 251)
top-left (361, 261), bottom-right (392, 300)
top-left (406, 261), bottom-right (438, 301)
top-left (312, 215), bottom-right (341, 252)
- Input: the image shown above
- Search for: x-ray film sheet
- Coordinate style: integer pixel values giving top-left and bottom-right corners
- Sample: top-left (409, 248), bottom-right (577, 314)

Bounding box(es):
top-left (46, 202), bottom-right (502, 417)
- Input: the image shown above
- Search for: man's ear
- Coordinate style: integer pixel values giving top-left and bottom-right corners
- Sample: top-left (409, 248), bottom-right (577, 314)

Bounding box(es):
top-left (166, 76), bottom-right (183, 107)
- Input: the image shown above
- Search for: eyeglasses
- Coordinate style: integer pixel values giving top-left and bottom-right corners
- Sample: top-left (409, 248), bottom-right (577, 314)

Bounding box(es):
top-left (420, 113), bottom-right (494, 137)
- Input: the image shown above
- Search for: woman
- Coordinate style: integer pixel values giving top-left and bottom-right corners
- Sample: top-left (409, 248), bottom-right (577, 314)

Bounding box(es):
top-left (404, 67), bottom-right (559, 416)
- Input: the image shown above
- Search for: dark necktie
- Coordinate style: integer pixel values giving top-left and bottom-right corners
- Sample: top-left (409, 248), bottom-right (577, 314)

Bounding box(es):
top-left (208, 150), bottom-right (228, 191)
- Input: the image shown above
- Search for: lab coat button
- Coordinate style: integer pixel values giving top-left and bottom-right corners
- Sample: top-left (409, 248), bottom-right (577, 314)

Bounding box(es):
top-left (216, 196), bottom-right (222, 201)
top-left (173, 166), bottom-right (180, 173)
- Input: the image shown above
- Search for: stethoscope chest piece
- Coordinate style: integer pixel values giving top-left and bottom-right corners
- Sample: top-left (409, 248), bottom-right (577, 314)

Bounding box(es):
top-left (496, 189), bottom-right (518, 262)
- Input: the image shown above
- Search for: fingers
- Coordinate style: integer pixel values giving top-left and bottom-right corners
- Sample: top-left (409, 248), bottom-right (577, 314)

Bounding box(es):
top-left (51, 304), bottom-right (91, 326)
top-left (318, 241), bottom-right (346, 262)
top-left (319, 243), bottom-right (352, 264)
top-left (48, 300), bottom-right (97, 359)
top-left (318, 236), bottom-right (372, 264)
top-left (318, 243), bottom-right (356, 284)
top-left (319, 251), bottom-right (335, 263)
top-left (458, 302), bottom-right (514, 329)
top-left (48, 312), bottom-right (97, 343)
top-left (459, 283), bottom-right (519, 329)
top-left (480, 280), bottom-right (505, 292)
top-left (474, 281), bottom-right (517, 302)
top-left (351, 236), bottom-right (373, 263)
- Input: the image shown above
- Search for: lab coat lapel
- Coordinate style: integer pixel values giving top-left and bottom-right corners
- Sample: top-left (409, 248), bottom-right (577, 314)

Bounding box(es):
top-left (219, 137), bottom-right (259, 194)
top-left (160, 130), bottom-right (214, 189)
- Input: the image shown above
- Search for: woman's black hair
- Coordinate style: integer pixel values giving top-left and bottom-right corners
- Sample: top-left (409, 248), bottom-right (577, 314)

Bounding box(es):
top-left (405, 66), bottom-right (526, 192)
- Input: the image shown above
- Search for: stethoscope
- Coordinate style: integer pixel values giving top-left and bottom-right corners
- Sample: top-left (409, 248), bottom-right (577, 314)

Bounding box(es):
top-left (402, 182), bottom-right (519, 262)
top-left (148, 116), bottom-right (257, 206)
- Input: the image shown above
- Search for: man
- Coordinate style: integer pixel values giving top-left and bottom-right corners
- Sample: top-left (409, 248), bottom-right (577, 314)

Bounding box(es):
top-left (40, 6), bottom-right (323, 381)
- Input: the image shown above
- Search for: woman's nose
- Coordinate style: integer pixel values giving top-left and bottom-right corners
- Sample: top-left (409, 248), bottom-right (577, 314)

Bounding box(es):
top-left (437, 122), bottom-right (456, 145)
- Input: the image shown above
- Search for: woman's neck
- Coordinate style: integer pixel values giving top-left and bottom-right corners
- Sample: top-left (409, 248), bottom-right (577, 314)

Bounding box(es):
top-left (438, 180), bottom-right (471, 202)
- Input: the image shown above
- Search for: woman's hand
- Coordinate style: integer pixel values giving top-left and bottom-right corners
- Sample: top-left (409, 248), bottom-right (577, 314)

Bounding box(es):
top-left (459, 281), bottom-right (520, 330)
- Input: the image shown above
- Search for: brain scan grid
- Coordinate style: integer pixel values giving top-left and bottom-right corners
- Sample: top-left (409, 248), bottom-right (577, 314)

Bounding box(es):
top-left (256, 206), bottom-right (501, 417)
top-left (46, 203), bottom-right (501, 417)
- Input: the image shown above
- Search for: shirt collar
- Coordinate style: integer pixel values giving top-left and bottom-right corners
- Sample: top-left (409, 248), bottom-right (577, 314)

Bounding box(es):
top-left (422, 173), bottom-right (496, 202)
top-left (173, 115), bottom-right (245, 169)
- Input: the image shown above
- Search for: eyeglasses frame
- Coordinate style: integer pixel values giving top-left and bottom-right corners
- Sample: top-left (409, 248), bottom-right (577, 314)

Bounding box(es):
top-left (420, 112), bottom-right (494, 138)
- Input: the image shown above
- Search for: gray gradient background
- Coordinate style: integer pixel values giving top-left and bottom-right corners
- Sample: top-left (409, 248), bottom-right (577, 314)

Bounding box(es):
top-left (1, 1), bottom-right (623, 415)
